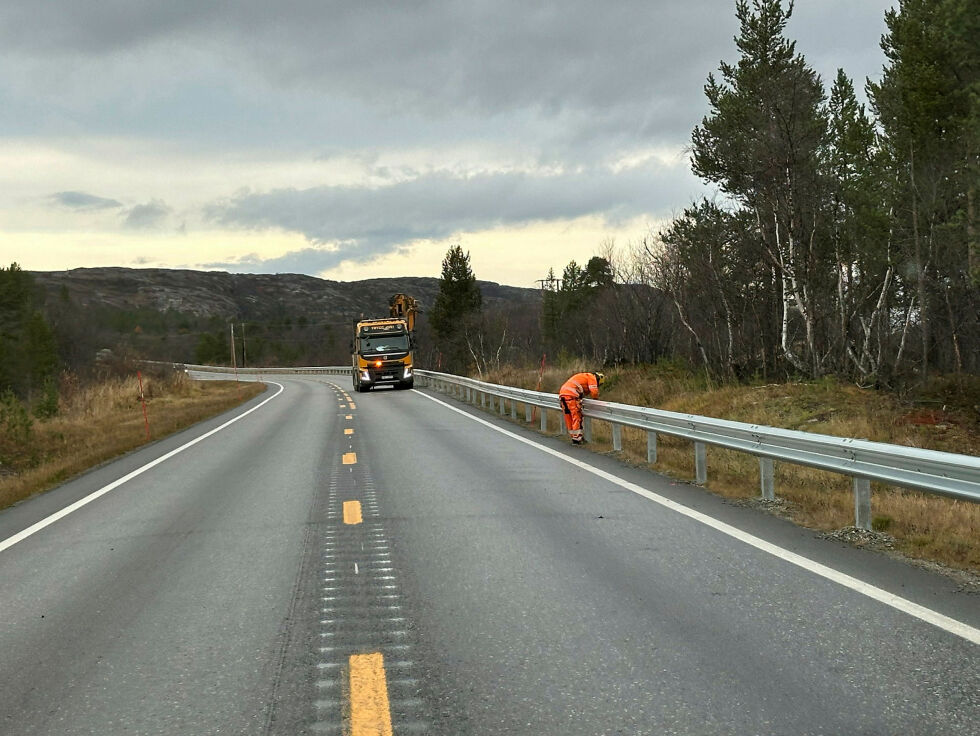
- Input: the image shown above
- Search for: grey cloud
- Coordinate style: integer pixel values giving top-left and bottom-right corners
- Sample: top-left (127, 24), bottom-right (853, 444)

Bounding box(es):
top-left (0, 2), bottom-right (217, 54)
top-left (204, 248), bottom-right (361, 276)
top-left (50, 191), bottom-right (122, 210)
top-left (123, 199), bottom-right (172, 229)
top-left (0, 1), bottom-right (739, 144)
top-left (0, 2), bottom-right (895, 156)
top-left (205, 163), bottom-right (700, 273)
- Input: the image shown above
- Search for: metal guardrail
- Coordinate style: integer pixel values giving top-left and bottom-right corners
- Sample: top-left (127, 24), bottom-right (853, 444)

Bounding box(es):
top-left (179, 363), bottom-right (350, 376)
top-left (176, 363), bottom-right (979, 529)
top-left (415, 370), bottom-right (980, 530)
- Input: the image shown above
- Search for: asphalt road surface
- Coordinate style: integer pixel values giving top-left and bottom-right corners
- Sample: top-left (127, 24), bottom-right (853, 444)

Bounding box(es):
top-left (1, 374), bottom-right (977, 735)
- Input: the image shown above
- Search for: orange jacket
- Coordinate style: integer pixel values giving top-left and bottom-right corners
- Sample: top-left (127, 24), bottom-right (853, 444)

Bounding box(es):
top-left (560, 372), bottom-right (599, 400)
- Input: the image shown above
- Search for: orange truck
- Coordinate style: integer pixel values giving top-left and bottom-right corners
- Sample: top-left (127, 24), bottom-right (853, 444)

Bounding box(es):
top-left (350, 294), bottom-right (419, 392)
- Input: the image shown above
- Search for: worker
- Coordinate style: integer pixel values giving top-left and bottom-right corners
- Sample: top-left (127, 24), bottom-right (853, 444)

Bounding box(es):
top-left (559, 371), bottom-right (604, 444)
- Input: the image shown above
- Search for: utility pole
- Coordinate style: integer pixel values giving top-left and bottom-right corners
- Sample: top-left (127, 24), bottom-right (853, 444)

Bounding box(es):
top-left (230, 324), bottom-right (240, 387)
top-left (241, 322), bottom-right (247, 368)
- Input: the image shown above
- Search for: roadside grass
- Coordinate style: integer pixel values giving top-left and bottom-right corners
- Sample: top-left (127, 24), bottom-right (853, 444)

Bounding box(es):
top-left (483, 363), bottom-right (980, 573)
top-left (0, 370), bottom-right (264, 512)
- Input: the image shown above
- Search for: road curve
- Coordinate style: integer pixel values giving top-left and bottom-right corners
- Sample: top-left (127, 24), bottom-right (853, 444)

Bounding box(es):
top-left (0, 374), bottom-right (976, 735)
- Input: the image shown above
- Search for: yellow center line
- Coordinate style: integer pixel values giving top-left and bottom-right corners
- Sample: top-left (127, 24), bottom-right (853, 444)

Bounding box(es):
top-left (346, 415), bottom-right (353, 420)
top-left (349, 402), bottom-right (357, 409)
top-left (343, 452), bottom-right (357, 465)
top-left (349, 652), bottom-right (392, 736)
top-left (343, 500), bottom-right (363, 525)
top-left (345, 428), bottom-right (354, 435)
top-left (339, 404), bottom-right (348, 409)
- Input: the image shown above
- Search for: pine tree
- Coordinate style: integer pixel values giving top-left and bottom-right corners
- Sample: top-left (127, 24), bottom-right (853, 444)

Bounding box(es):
top-left (825, 69), bottom-right (893, 378)
top-left (690, 0), bottom-right (829, 376)
top-left (429, 246), bottom-right (482, 373)
top-left (869, 0), bottom-right (980, 373)
top-left (0, 264), bottom-right (61, 405)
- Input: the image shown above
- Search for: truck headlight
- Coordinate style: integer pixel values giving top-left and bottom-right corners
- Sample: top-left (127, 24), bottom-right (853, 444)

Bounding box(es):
top-left (404, 367), bottom-right (413, 378)
top-left (360, 370), bottom-right (370, 380)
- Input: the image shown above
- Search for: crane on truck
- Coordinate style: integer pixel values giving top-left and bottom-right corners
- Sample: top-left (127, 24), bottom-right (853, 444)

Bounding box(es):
top-left (388, 293), bottom-right (419, 331)
top-left (351, 294), bottom-right (420, 392)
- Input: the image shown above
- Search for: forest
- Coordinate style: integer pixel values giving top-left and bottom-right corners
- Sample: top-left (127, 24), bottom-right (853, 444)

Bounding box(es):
top-left (527, 0), bottom-right (978, 385)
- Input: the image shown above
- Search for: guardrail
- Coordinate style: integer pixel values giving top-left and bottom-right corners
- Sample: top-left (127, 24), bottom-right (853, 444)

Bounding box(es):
top-left (415, 370), bottom-right (980, 530)
top-left (177, 363), bottom-right (980, 529)
top-left (180, 363), bottom-right (351, 376)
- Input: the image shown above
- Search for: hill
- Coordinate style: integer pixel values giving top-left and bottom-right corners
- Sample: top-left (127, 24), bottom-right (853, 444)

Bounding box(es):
top-left (31, 267), bottom-right (541, 367)
top-left (31, 267), bottom-right (537, 321)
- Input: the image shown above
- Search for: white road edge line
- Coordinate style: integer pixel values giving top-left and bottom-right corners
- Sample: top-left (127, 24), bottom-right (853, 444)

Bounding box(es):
top-left (417, 390), bottom-right (980, 646)
top-left (0, 381), bottom-right (286, 555)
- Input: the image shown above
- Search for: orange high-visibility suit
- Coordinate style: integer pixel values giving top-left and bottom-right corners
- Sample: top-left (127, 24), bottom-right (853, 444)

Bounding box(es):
top-left (559, 372), bottom-right (600, 443)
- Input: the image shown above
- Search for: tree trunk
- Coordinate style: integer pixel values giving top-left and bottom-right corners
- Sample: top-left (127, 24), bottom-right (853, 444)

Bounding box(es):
top-left (969, 184), bottom-right (977, 283)
top-left (910, 146), bottom-right (929, 374)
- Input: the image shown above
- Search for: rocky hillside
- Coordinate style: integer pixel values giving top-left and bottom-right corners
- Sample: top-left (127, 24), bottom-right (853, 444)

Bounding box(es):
top-left (31, 267), bottom-right (538, 322)
top-left (30, 267), bottom-right (541, 367)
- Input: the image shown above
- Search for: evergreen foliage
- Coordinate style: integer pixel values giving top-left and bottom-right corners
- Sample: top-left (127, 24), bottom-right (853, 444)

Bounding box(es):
top-left (429, 246), bottom-right (482, 373)
top-left (543, 256), bottom-right (614, 344)
top-left (0, 264), bottom-right (61, 407)
top-left (649, 0), bottom-right (980, 382)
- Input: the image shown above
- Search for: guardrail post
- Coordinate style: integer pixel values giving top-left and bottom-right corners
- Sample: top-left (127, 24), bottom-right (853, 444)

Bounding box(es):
top-left (853, 477), bottom-right (871, 530)
top-left (759, 458), bottom-right (775, 501)
top-left (540, 409), bottom-right (548, 432)
top-left (525, 404), bottom-right (533, 423)
top-left (694, 442), bottom-right (707, 485)
top-left (500, 397), bottom-right (506, 415)
top-left (584, 417), bottom-right (593, 443)
top-left (612, 424), bottom-right (622, 452)
top-left (481, 392), bottom-right (486, 408)
top-left (511, 401), bottom-right (517, 420)
top-left (647, 431), bottom-right (657, 464)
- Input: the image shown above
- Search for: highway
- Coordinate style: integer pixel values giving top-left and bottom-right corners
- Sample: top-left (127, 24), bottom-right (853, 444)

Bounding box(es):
top-left (1, 375), bottom-right (977, 735)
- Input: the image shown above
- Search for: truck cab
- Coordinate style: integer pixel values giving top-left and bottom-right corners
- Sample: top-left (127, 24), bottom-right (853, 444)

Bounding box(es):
top-left (352, 319), bottom-right (414, 392)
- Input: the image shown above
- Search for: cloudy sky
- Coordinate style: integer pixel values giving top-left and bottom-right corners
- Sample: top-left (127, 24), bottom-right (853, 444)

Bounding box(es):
top-left (0, 1), bottom-right (895, 287)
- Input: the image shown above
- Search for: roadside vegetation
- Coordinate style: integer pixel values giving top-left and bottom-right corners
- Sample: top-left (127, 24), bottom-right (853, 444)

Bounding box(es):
top-left (0, 363), bottom-right (264, 512)
top-left (482, 362), bottom-right (980, 574)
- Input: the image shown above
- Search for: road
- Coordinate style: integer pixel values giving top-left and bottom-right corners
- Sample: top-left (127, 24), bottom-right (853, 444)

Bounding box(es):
top-left (0, 374), bottom-right (977, 735)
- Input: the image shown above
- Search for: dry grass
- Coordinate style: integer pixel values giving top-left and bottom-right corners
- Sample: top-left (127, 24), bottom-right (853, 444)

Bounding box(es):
top-left (484, 363), bottom-right (980, 573)
top-left (0, 370), bottom-right (264, 511)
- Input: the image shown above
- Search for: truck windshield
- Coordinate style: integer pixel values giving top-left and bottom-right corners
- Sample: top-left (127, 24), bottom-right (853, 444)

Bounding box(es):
top-left (360, 334), bottom-right (410, 354)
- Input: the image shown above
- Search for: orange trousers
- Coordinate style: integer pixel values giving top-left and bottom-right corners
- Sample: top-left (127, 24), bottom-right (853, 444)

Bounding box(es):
top-left (559, 395), bottom-right (583, 441)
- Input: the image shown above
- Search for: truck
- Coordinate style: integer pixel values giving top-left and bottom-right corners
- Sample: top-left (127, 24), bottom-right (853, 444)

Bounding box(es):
top-left (351, 294), bottom-right (419, 392)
